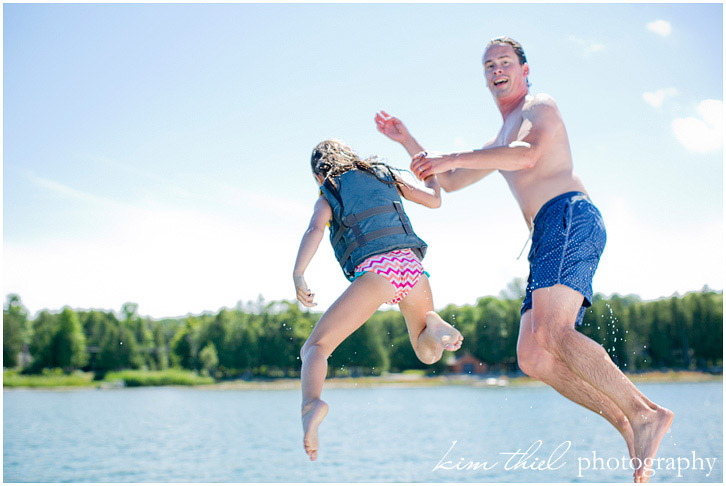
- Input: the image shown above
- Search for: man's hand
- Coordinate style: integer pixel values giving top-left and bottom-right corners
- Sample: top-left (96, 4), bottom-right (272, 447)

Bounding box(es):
top-left (411, 152), bottom-right (457, 180)
top-left (293, 275), bottom-right (316, 307)
top-left (375, 110), bottom-right (412, 144)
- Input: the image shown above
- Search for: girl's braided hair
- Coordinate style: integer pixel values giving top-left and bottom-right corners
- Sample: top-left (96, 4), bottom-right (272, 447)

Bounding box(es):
top-left (311, 140), bottom-right (405, 190)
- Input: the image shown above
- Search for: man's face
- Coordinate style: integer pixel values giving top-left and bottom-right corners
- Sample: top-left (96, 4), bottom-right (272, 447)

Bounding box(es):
top-left (482, 44), bottom-right (529, 98)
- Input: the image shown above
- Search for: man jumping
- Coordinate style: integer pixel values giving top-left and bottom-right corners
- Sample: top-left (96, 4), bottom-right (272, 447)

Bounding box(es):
top-left (376, 37), bottom-right (673, 483)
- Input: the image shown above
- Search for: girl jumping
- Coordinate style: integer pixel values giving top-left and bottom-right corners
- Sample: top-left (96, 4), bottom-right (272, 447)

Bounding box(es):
top-left (293, 139), bottom-right (463, 461)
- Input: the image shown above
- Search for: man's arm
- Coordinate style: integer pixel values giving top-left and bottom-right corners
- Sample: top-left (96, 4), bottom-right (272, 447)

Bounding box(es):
top-left (434, 138), bottom-right (497, 192)
top-left (376, 110), bottom-right (496, 192)
top-left (412, 96), bottom-right (562, 179)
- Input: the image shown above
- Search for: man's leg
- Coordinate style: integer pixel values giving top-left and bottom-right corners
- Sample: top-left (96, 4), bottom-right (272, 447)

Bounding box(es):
top-left (517, 309), bottom-right (635, 459)
top-left (530, 284), bottom-right (674, 483)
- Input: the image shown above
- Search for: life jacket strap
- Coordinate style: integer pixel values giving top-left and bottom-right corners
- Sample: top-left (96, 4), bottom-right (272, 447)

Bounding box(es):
top-left (330, 203), bottom-right (402, 247)
top-left (339, 226), bottom-right (408, 265)
top-left (393, 200), bottom-right (414, 236)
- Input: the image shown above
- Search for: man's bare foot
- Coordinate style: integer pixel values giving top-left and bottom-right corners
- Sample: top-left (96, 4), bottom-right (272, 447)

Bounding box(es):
top-left (302, 398), bottom-right (329, 461)
top-left (425, 311), bottom-right (463, 351)
top-left (617, 416), bottom-right (636, 462)
top-left (631, 407), bottom-right (674, 483)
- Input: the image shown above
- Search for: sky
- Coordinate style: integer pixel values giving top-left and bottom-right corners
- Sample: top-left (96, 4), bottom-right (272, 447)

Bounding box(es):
top-left (3, 2), bottom-right (723, 319)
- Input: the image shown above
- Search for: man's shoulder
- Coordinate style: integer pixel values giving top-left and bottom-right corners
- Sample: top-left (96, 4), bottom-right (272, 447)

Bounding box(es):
top-left (525, 93), bottom-right (559, 110)
top-left (522, 93), bottom-right (562, 122)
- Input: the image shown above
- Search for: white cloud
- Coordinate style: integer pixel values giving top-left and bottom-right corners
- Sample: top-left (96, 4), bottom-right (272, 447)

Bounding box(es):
top-left (568, 35), bottom-right (606, 56)
top-left (647, 20), bottom-right (672, 36)
top-left (642, 87), bottom-right (678, 108)
top-left (672, 99), bottom-right (723, 153)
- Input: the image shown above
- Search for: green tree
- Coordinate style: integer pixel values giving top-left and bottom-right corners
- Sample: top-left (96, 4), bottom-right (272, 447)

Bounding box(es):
top-left (199, 343), bottom-right (219, 376)
top-left (28, 311), bottom-right (59, 371)
top-left (226, 311), bottom-right (262, 373)
top-left (121, 303), bottom-right (155, 369)
top-left (475, 297), bottom-right (515, 368)
top-left (170, 317), bottom-right (201, 370)
top-left (3, 294), bottom-right (29, 368)
top-left (152, 322), bottom-right (170, 370)
top-left (329, 319), bottom-right (389, 374)
top-left (200, 309), bottom-right (233, 369)
top-left (52, 308), bottom-right (89, 372)
top-left (258, 302), bottom-right (313, 375)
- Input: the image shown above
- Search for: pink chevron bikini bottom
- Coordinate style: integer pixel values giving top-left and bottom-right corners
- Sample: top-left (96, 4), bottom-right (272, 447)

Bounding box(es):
top-left (353, 248), bottom-right (429, 305)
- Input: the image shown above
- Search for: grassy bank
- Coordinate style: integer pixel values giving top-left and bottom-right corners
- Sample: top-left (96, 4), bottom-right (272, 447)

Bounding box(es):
top-left (104, 369), bottom-right (214, 387)
top-left (4, 369), bottom-right (720, 390)
top-left (2, 369), bottom-right (96, 388)
top-left (3, 368), bottom-right (214, 388)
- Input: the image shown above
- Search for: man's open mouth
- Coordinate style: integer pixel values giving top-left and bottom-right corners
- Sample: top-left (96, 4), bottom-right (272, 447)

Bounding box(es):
top-left (493, 78), bottom-right (508, 86)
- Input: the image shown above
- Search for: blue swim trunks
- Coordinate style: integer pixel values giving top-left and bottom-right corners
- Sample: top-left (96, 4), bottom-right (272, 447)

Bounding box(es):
top-left (520, 191), bottom-right (607, 325)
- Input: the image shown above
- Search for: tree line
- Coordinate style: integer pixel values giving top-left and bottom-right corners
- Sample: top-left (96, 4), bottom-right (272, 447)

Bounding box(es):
top-left (3, 284), bottom-right (722, 378)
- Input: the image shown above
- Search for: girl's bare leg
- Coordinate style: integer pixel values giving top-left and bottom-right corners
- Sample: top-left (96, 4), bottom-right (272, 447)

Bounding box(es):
top-left (299, 272), bottom-right (394, 461)
top-left (398, 275), bottom-right (463, 364)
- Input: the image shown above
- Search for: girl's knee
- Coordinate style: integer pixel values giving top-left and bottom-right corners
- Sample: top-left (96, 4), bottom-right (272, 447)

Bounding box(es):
top-left (301, 340), bottom-right (326, 362)
top-left (300, 338), bottom-right (320, 361)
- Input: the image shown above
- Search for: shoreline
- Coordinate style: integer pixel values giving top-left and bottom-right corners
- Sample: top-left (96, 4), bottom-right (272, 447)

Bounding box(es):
top-left (3, 370), bottom-right (722, 391)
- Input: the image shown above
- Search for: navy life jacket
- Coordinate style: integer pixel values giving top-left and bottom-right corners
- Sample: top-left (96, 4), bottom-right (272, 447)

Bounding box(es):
top-left (320, 167), bottom-right (427, 281)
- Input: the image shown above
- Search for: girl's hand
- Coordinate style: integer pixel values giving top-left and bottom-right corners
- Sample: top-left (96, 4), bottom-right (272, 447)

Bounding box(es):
top-left (375, 110), bottom-right (411, 144)
top-left (294, 275), bottom-right (316, 307)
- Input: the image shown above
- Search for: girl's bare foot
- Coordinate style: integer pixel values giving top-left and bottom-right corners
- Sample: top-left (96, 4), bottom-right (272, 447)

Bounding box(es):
top-left (425, 311), bottom-right (463, 351)
top-left (301, 398), bottom-right (329, 461)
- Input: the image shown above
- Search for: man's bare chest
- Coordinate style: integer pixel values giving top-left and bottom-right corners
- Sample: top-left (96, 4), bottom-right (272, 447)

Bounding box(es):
top-left (495, 113), bottom-right (524, 146)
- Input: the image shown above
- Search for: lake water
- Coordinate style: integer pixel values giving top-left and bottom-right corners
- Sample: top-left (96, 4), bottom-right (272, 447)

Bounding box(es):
top-left (3, 381), bottom-right (722, 482)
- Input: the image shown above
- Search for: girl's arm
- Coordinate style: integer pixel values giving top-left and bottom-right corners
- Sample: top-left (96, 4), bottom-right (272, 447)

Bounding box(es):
top-left (293, 195), bottom-right (332, 307)
top-left (394, 172), bottom-right (441, 209)
top-left (375, 111), bottom-right (425, 157)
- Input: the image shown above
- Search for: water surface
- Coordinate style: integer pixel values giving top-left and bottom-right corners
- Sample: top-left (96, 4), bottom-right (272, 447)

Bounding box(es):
top-left (3, 382), bottom-right (722, 482)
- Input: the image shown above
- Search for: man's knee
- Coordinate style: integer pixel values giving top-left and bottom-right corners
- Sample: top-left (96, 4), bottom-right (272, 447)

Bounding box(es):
top-left (531, 316), bottom-right (565, 353)
top-left (517, 339), bottom-right (550, 379)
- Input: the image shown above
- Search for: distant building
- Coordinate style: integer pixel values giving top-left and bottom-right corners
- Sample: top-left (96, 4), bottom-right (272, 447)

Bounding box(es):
top-left (447, 352), bottom-right (488, 375)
